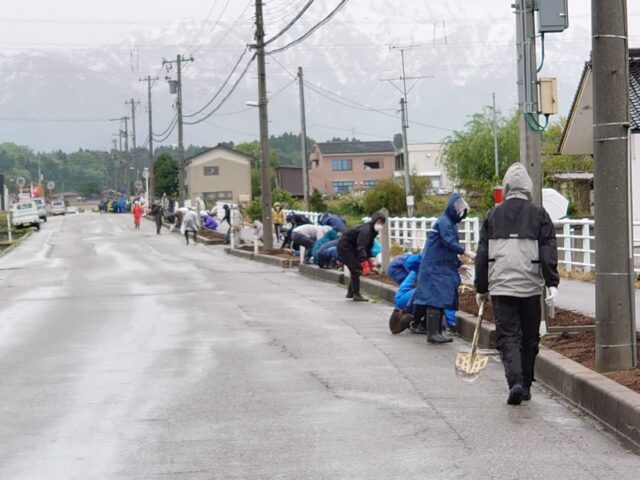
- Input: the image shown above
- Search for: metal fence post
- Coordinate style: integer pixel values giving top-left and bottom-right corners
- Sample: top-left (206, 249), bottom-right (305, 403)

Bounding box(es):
top-left (583, 222), bottom-right (592, 273)
top-left (563, 223), bottom-right (572, 272)
top-left (381, 208), bottom-right (390, 271)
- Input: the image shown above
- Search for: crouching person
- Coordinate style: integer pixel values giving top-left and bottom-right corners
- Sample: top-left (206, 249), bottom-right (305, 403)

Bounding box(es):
top-left (337, 211), bottom-right (386, 302)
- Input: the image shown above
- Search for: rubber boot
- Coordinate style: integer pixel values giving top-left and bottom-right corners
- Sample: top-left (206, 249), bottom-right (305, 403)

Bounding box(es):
top-left (346, 280), bottom-right (354, 299)
top-left (351, 275), bottom-right (368, 302)
top-left (438, 316), bottom-right (453, 343)
top-left (522, 386), bottom-right (532, 401)
top-left (508, 384), bottom-right (524, 405)
top-left (426, 310), bottom-right (449, 344)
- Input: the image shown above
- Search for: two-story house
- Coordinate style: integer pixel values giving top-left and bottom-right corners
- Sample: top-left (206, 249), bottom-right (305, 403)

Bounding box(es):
top-left (308, 141), bottom-right (396, 195)
top-left (394, 143), bottom-right (452, 193)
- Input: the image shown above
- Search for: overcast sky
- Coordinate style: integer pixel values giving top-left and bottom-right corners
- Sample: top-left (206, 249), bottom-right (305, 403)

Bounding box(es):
top-left (0, 0), bottom-right (639, 151)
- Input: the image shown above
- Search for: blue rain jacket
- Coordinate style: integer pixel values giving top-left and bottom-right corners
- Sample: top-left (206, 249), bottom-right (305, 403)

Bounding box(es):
top-left (387, 253), bottom-right (422, 285)
top-left (316, 240), bottom-right (340, 268)
top-left (319, 213), bottom-right (348, 233)
top-left (414, 194), bottom-right (465, 310)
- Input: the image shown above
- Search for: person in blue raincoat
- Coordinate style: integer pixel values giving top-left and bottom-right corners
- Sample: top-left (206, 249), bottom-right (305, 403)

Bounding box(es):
top-left (413, 194), bottom-right (476, 344)
top-left (318, 213), bottom-right (348, 233)
top-left (387, 253), bottom-right (422, 285)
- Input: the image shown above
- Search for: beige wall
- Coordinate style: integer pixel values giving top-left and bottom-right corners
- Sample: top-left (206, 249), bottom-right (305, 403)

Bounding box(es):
top-left (186, 151), bottom-right (251, 204)
top-left (309, 149), bottom-right (395, 195)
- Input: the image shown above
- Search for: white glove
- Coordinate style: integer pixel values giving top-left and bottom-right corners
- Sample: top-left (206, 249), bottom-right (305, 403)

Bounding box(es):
top-left (476, 293), bottom-right (489, 307)
top-left (545, 287), bottom-right (558, 307)
top-left (464, 250), bottom-right (476, 261)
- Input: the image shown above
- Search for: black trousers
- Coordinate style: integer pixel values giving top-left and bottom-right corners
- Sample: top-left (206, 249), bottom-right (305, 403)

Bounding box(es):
top-left (492, 295), bottom-right (541, 389)
top-left (154, 216), bottom-right (163, 234)
top-left (292, 232), bottom-right (315, 261)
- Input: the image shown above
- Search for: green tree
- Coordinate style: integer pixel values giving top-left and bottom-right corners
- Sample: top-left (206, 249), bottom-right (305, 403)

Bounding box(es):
top-left (542, 119), bottom-right (592, 175)
top-left (153, 153), bottom-right (178, 197)
top-left (362, 179), bottom-right (406, 215)
top-left (309, 188), bottom-right (328, 212)
top-left (442, 108), bottom-right (520, 183)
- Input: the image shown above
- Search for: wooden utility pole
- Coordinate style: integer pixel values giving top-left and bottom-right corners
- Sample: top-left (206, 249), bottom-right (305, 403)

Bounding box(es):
top-left (514, 0), bottom-right (542, 206)
top-left (400, 98), bottom-right (412, 216)
top-left (163, 55), bottom-right (194, 202)
top-left (253, 0), bottom-right (274, 250)
top-left (592, 0), bottom-right (636, 372)
top-left (125, 99), bottom-right (140, 182)
top-left (297, 66), bottom-right (309, 211)
top-left (140, 76), bottom-right (158, 200)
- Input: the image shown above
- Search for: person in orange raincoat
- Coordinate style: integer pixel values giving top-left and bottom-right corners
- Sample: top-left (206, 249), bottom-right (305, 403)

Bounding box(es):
top-left (132, 201), bottom-right (143, 230)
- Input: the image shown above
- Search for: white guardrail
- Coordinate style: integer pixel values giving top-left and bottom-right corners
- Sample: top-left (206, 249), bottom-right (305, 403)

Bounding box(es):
top-left (287, 209), bottom-right (640, 274)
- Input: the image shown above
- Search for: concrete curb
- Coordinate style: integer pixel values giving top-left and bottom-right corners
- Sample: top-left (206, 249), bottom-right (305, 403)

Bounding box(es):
top-left (224, 247), bottom-right (300, 269)
top-left (0, 230), bottom-right (34, 259)
top-left (296, 263), bottom-right (640, 447)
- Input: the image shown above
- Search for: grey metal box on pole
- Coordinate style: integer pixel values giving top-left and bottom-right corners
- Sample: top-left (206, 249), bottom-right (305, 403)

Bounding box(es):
top-left (537, 0), bottom-right (569, 33)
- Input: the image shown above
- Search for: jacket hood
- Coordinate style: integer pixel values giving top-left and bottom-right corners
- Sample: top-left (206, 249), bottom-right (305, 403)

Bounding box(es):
top-left (369, 210), bottom-right (387, 226)
top-left (445, 194), bottom-right (467, 224)
top-left (503, 163), bottom-right (533, 200)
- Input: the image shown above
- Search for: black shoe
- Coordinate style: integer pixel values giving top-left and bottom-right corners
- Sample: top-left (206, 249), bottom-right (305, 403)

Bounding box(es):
top-left (522, 387), bottom-right (532, 401)
top-left (353, 294), bottom-right (369, 302)
top-left (409, 320), bottom-right (426, 335)
top-left (508, 384), bottom-right (524, 405)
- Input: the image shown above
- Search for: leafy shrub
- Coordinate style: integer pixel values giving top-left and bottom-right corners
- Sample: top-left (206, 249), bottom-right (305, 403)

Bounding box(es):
top-left (362, 179), bottom-right (406, 216)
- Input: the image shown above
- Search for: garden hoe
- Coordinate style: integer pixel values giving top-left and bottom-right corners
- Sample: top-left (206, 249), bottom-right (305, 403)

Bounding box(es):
top-left (455, 300), bottom-right (489, 383)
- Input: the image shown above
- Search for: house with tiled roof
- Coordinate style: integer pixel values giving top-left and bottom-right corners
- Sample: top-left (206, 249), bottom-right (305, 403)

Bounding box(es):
top-left (558, 49), bottom-right (640, 225)
top-left (308, 141), bottom-right (397, 195)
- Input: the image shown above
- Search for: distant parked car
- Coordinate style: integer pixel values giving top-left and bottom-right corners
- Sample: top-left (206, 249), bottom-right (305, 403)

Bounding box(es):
top-left (12, 201), bottom-right (40, 231)
top-left (66, 206), bottom-right (78, 214)
top-left (49, 200), bottom-right (66, 216)
top-left (32, 197), bottom-right (48, 222)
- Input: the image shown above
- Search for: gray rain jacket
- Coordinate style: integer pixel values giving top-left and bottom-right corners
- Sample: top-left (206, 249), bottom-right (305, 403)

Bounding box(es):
top-left (474, 164), bottom-right (559, 297)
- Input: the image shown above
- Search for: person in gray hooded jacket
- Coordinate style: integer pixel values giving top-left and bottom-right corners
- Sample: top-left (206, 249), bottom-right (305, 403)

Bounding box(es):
top-left (474, 163), bottom-right (559, 406)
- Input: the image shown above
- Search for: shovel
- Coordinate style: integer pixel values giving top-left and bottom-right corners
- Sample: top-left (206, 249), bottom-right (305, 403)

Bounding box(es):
top-left (455, 301), bottom-right (490, 383)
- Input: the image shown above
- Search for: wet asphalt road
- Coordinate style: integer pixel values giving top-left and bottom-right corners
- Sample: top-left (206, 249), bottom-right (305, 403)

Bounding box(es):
top-left (1, 213), bottom-right (639, 479)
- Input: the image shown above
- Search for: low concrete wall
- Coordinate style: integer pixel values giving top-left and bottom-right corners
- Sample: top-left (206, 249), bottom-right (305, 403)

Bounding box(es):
top-left (297, 263), bottom-right (640, 447)
top-left (225, 247), bottom-right (300, 269)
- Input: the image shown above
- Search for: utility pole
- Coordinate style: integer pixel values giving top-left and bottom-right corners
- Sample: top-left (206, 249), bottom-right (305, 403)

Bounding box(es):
top-left (252, 0), bottom-right (274, 250)
top-left (297, 66), bottom-right (309, 211)
top-left (125, 98), bottom-right (140, 182)
top-left (400, 98), bottom-right (413, 216)
top-left (492, 92), bottom-right (499, 179)
top-left (110, 116), bottom-right (130, 195)
top-left (111, 138), bottom-right (118, 191)
top-left (514, 0), bottom-right (542, 206)
top-left (592, 0), bottom-right (636, 372)
top-left (383, 45), bottom-right (432, 216)
top-left (163, 55), bottom-right (194, 203)
top-left (140, 76), bottom-right (158, 201)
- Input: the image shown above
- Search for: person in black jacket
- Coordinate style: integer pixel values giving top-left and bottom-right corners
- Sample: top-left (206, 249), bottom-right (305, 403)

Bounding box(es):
top-left (150, 202), bottom-right (164, 235)
top-left (337, 211), bottom-right (386, 302)
top-left (281, 213), bottom-right (312, 250)
top-left (475, 163), bottom-right (559, 406)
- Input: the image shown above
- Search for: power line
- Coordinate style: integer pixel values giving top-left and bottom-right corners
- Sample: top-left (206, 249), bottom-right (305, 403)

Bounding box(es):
top-left (0, 116), bottom-right (112, 123)
top-left (265, 0), bottom-right (316, 46)
top-left (183, 53), bottom-right (257, 125)
top-left (184, 47), bottom-right (249, 118)
top-left (190, 0), bottom-right (233, 55)
top-left (266, 0), bottom-right (351, 56)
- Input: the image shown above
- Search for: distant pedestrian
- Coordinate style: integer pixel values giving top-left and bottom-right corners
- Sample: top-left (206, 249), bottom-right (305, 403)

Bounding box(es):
top-left (475, 163), bottom-right (559, 405)
top-left (181, 209), bottom-right (199, 245)
top-left (413, 194), bottom-right (475, 344)
top-left (151, 202), bottom-right (164, 234)
top-left (231, 204), bottom-right (244, 248)
top-left (337, 211), bottom-right (386, 302)
top-left (132, 201), bottom-right (143, 230)
top-left (272, 202), bottom-right (285, 242)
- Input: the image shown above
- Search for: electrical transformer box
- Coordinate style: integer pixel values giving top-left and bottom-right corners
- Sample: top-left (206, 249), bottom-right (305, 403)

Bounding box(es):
top-left (539, 77), bottom-right (558, 115)
top-left (537, 0), bottom-right (569, 33)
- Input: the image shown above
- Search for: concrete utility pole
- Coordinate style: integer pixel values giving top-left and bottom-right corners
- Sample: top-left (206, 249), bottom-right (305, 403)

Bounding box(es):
top-left (253, 0), bottom-right (274, 250)
top-left (125, 99), bottom-right (140, 182)
top-left (400, 98), bottom-right (413, 216)
top-left (492, 92), bottom-right (499, 180)
top-left (592, 0), bottom-right (637, 372)
top-left (110, 116), bottom-right (130, 194)
top-left (140, 76), bottom-right (158, 201)
top-left (163, 55), bottom-right (194, 202)
top-left (111, 138), bottom-right (118, 191)
top-left (514, 0), bottom-right (542, 206)
top-left (297, 66), bottom-right (309, 211)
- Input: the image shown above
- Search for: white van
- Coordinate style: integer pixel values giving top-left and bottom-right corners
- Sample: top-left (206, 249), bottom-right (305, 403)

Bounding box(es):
top-left (32, 197), bottom-right (48, 222)
top-left (12, 201), bottom-right (41, 231)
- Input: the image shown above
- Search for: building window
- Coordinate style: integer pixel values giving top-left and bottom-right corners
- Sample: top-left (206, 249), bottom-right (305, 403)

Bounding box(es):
top-left (332, 159), bottom-right (352, 171)
top-left (203, 191), bottom-right (233, 202)
top-left (332, 181), bottom-right (354, 193)
top-left (364, 161), bottom-right (382, 170)
top-left (363, 180), bottom-right (378, 189)
top-left (203, 166), bottom-right (219, 176)
top-left (395, 155), bottom-right (404, 171)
